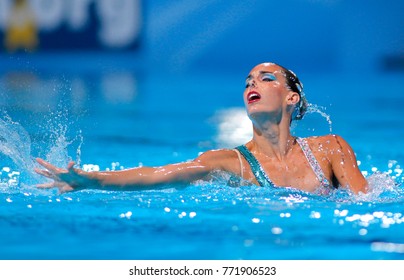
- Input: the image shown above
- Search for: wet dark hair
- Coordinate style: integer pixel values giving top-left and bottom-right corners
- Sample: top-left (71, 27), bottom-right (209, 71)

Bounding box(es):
top-left (277, 64), bottom-right (308, 120)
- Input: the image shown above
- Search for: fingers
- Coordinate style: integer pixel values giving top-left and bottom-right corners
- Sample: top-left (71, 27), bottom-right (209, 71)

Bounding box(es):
top-left (36, 158), bottom-right (59, 172)
top-left (34, 168), bottom-right (55, 179)
top-left (36, 158), bottom-right (77, 174)
top-left (34, 158), bottom-right (78, 193)
top-left (60, 185), bottom-right (75, 194)
top-left (36, 181), bottom-right (74, 193)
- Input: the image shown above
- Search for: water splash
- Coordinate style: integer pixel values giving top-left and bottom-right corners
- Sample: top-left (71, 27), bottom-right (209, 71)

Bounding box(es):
top-left (361, 172), bottom-right (403, 202)
top-left (0, 113), bottom-right (36, 177)
top-left (0, 111), bottom-right (83, 188)
top-left (192, 168), bottom-right (402, 204)
top-left (305, 103), bottom-right (333, 133)
top-left (317, 171), bottom-right (403, 204)
top-left (75, 130), bottom-right (83, 167)
top-left (45, 123), bottom-right (73, 168)
top-left (1, 166), bottom-right (20, 187)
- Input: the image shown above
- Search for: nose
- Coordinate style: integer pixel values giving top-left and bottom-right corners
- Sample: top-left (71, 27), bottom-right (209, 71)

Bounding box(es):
top-left (248, 79), bottom-right (256, 89)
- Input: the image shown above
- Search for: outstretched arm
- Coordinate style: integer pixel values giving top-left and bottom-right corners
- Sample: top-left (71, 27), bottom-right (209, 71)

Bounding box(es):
top-left (329, 135), bottom-right (368, 194)
top-left (35, 149), bottom-right (240, 193)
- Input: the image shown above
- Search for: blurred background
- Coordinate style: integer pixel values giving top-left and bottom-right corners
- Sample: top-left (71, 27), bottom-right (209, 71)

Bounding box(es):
top-left (0, 0), bottom-right (403, 167)
top-left (0, 0), bottom-right (403, 73)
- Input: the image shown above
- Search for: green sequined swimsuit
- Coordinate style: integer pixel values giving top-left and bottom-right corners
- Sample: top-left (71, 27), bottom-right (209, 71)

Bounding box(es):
top-left (235, 138), bottom-right (331, 188)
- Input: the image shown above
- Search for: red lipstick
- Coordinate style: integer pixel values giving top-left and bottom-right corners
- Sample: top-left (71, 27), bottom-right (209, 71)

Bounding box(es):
top-left (247, 91), bottom-right (261, 104)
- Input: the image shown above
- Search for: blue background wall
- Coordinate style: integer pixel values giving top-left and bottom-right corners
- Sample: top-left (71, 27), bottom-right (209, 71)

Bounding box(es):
top-left (144, 0), bottom-right (403, 74)
top-left (0, 0), bottom-right (403, 75)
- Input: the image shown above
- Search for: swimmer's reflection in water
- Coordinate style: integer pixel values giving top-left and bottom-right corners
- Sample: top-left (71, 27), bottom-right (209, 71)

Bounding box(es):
top-left (35, 62), bottom-right (368, 194)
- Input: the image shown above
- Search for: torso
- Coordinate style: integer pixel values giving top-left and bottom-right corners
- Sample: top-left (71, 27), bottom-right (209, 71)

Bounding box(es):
top-left (199, 134), bottom-right (366, 194)
top-left (234, 136), bottom-right (335, 192)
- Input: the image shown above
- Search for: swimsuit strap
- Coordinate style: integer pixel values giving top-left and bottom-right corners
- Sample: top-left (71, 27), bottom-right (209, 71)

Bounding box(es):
top-left (296, 137), bottom-right (331, 187)
top-left (235, 145), bottom-right (275, 188)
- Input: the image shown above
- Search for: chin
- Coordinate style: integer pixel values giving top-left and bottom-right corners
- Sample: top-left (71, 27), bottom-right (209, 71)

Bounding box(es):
top-left (247, 107), bottom-right (281, 122)
top-left (247, 109), bottom-right (271, 120)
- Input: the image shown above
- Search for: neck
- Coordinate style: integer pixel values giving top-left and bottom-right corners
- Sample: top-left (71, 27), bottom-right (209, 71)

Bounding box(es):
top-left (250, 117), bottom-right (295, 160)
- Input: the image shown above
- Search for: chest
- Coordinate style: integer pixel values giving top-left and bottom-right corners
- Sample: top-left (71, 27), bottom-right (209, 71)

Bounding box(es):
top-left (241, 149), bottom-right (333, 192)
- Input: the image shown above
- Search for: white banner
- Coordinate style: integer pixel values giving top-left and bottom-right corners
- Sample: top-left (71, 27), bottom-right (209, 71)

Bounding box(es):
top-left (0, 260), bottom-right (402, 280)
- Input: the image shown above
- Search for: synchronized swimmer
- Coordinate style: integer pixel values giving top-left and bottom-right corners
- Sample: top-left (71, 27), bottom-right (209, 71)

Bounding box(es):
top-left (35, 62), bottom-right (368, 194)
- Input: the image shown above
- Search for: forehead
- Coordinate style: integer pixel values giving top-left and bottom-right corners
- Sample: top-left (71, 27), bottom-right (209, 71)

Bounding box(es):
top-left (246, 63), bottom-right (286, 84)
top-left (248, 63), bottom-right (283, 75)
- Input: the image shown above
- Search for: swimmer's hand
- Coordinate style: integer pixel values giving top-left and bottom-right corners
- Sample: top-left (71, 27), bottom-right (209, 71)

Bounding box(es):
top-left (34, 158), bottom-right (91, 193)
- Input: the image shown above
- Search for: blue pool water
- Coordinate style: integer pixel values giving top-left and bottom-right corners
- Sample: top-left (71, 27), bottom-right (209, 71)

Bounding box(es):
top-left (0, 55), bottom-right (403, 260)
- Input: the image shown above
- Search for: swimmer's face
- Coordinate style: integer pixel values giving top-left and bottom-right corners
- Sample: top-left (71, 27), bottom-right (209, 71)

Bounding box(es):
top-left (244, 63), bottom-right (299, 121)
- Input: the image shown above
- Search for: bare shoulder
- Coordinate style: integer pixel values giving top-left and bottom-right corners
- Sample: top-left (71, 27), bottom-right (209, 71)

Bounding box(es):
top-left (305, 134), bottom-right (352, 153)
top-left (194, 148), bottom-right (240, 173)
top-left (196, 149), bottom-right (239, 163)
top-left (306, 134), bottom-right (348, 148)
top-left (305, 135), bottom-right (366, 193)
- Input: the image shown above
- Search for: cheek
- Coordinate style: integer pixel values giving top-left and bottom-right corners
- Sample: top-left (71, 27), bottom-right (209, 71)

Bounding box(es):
top-left (268, 84), bottom-right (287, 102)
top-left (262, 90), bottom-right (284, 104)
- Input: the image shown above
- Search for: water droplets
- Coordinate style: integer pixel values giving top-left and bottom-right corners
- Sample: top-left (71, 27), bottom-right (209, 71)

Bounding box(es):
top-left (371, 242), bottom-right (404, 253)
top-left (82, 164), bottom-right (100, 172)
top-left (119, 211), bottom-right (133, 219)
top-left (177, 211), bottom-right (197, 219)
top-left (339, 211), bottom-right (404, 229)
top-left (271, 227), bottom-right (283, 235)
top-left (358, 228), bottom-right (368, 236)
top-left (303, 103), bottom-right (333, 133)
top-left (106, 162), bottom-right (124, 171)
top-left (310, 211), bottom-right (321, 219)
top-left (1, 109), bottom-right (83, 187)
top-left (363, 171), bottom-right (400, 201)
top-left (334, 209), bottom-right (348, 217)
top-left (1, 167), bottom-right (20, 187)
top-left (0, 113), bottom-right (35, 179)
top-left (280, 212), bottom-right (291, 218)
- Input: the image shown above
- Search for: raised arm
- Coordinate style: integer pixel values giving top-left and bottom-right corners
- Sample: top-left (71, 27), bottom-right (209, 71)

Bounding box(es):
top-left (329, 135), bottom-right (368, 194)
top-left (35, 149), bottom-right (240, 193)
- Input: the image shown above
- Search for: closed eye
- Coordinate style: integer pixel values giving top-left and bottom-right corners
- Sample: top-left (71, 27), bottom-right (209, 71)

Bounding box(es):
top-left (261, 73), bottom-right (276, 82)
top-left (245, 72), bottom-right (276, 88)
